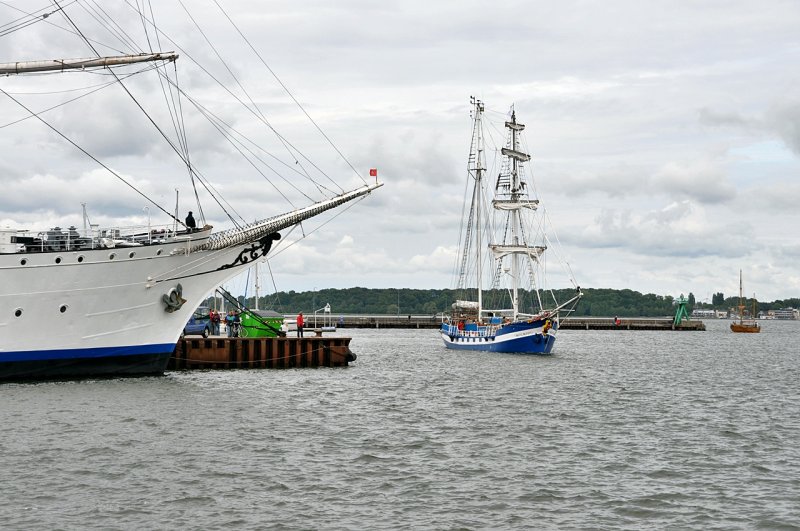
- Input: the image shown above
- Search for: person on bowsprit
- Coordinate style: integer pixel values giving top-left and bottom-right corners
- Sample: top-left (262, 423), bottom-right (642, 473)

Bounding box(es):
top-left (185, 211), bottom-right (196, 231)
top-left (296, 311), bottom-right (304, 338)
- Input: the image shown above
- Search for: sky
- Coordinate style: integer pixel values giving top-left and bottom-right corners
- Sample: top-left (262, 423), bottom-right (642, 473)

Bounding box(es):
top-left (1, 0), bottom-right (799, 303)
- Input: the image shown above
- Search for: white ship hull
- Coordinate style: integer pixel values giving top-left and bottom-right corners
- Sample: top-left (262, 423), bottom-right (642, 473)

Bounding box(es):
top-left (0, 229), bottom-right (266, 379)
top-left (0, 183), bottom-right (381, 381)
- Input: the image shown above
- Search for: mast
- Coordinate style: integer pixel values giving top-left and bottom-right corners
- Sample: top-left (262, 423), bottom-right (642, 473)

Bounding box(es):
top-left (738, 269), bottom-right (744, 323)
top-left (454, 97), bottom-right (486, 317)
top-left (489, 106), bottom-right (543, 321)
top-left (510, 109), bottom-right (520, 319)
top-left (474, 98), bottom-right (485, 318)
top-left (739, 269), bottom-right (755, 324)
top-left (0, 53), bottom-right (178, 75)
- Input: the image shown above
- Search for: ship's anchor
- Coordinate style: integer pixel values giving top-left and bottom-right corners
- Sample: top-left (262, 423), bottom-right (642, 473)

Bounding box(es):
top-left (163, 283), bottom-right (186, 313)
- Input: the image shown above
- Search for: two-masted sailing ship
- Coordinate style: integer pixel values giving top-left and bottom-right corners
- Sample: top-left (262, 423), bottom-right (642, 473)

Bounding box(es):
top-left (730, 270), bottom-right (760, 333)
top-left (440, 98), bottom-right (581, 354)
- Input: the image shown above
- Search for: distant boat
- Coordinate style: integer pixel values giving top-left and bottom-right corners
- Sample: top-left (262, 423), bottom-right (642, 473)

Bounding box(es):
top-left (314, 303), bottom-right (336, 332)
top-left (440, 99), bottom-right (581, 354)
top-left (731, 270), bottom-right (760, 333)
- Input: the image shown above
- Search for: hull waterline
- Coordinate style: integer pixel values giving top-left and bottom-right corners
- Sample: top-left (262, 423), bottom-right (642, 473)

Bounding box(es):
top-left (440, 320), bottom-right (556, 354)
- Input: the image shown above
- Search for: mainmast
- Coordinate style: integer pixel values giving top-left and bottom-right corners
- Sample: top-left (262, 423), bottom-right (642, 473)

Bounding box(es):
top-left (0, 52), bottom-right (178, 75)
top-left (490, 108), bottom-right (536, 321)
top-left (738, 269), bottom-right (744, 322)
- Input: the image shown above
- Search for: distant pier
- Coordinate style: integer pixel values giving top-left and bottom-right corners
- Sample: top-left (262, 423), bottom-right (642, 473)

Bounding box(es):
top-left (330, 315), bottom-right (705, 331)
top-left (558, 317), bottom-right (705, 331)
top-left (169, 336), bottom-right (356, 370)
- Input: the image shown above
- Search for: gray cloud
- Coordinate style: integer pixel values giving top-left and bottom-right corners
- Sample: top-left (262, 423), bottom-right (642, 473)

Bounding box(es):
top-left (700, 101), bottom-right (800, 157)
top-left (2, 0), bottom-right (800, 300)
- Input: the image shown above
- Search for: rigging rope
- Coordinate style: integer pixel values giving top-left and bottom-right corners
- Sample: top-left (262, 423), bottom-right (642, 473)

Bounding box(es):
top-left (0, 1), bottom-right (74, 37)
top-left (0, 87), bottom-right (181, 224)
top-left (212, 0), bottom-right (366, 189)
top-left (6, 0), bottom-right (370, 248)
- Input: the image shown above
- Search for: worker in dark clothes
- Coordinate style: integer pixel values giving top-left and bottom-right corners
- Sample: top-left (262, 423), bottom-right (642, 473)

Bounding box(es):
top-left (185, 211), bottom-right (196, 231)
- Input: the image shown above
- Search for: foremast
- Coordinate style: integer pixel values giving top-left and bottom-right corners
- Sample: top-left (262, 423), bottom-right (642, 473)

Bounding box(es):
top-left (456, 97), bottom-right (487, 319)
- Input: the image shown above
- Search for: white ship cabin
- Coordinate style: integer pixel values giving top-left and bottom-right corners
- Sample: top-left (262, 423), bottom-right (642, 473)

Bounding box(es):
top-left (0, 223), bottom-right (199, 255)
top-left (690, 309), bottom-right (730, 319)
top-left (767, 308), bottom-right (799, 320)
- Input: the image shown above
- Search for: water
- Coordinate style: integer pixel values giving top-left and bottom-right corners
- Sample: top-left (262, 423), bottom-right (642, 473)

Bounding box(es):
top-left (2, 320), bottom-right (799, 529)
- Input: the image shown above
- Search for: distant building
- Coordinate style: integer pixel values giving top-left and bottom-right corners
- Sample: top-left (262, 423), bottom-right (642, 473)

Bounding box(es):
top-left (772, 308), bottom-right (799, 320)
top-left (691, 309), bottom-right (716, 318)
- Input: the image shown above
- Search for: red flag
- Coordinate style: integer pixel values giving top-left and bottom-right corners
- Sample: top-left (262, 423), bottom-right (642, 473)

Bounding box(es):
top-left (369, 168), bottom-right (377, 177)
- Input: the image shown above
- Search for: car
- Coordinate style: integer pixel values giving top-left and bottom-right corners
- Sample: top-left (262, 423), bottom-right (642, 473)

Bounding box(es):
top-left (182, 306), bottom-right (211, 338)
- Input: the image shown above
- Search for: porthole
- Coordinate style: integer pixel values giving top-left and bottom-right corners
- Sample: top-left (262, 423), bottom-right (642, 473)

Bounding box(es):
top-left (60, 304), bottom-right (68, 313)
top-left (55, 256), bottom-right (62, 264)
top-left (109, 253), bottom-right (116, 260)
top-left (20, 258), bottom-right (27, 266)
top-left (156, 249), bottom-right (163, 256)
top-left (128, 251), bottom-right (136, 258)
top-left (77, 255), bottom-right (85, 263)
top-left (14, 308), bottom-right (22, 317)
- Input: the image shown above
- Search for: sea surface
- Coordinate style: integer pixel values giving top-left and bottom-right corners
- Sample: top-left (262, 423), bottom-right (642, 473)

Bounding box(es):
top-left (2, 319), bottom-right (799, 530)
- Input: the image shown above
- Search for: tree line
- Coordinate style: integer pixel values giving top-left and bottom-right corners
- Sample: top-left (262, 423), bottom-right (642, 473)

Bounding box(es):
top-left (203, 287), bottom-right (800, 317)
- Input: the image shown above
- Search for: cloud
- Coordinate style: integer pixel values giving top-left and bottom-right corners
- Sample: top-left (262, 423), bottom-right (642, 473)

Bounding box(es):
top-left (0, 168), bottom-right (169, 223)
top-left (700, 101), bottom-right (800, 157)
top-left (558, 155), bottom-right (736, 204)
top-left (767, 102), bottom-right (800, 156)
top-left (573, 200), bottom-right (752, 259)
top-left (2, 0), bottom-right (800, 302)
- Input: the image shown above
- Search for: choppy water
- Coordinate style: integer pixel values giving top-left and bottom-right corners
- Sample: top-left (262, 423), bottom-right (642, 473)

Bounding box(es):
top-left (2, 319), bottom-right (799, 530)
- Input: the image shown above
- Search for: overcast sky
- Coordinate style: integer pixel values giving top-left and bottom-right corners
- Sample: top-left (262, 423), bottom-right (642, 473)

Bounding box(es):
top-left (1, 0), bottom-right (799, 303)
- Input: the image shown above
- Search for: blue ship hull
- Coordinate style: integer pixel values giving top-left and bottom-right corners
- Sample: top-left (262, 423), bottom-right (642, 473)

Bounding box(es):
top-left (0, 344), bottom-right (174, 382)
top-left (440, 320), bottom-right (555, 354)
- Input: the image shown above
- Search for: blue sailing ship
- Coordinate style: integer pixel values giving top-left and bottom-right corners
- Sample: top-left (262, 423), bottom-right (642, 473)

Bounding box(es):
top-left (440, 99), bottom-right (581, 354)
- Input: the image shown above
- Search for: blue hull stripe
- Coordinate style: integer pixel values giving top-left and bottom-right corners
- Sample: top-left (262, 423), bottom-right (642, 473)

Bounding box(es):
top-left (1, 343), bottom-right (176, 363)
top-left (440, 320), bottom-right (555, 354)
top-left (442, 334), bottom-right (555, 354)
